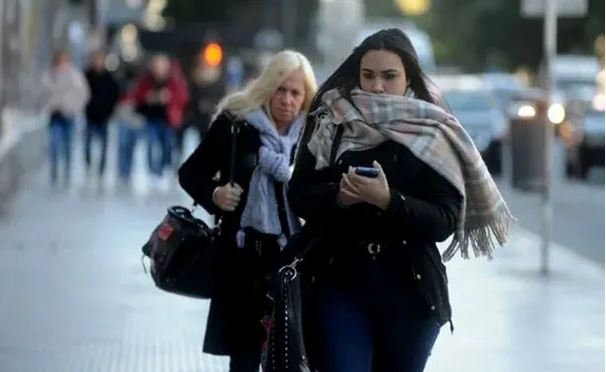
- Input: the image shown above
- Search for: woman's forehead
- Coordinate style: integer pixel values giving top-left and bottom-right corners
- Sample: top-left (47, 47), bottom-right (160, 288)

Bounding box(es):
top-left (360, 50), bottom-right (403, 70)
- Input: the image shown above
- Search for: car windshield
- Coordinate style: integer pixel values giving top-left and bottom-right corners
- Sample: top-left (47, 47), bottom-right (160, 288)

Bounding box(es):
top-left (556, 78), bottom-right (596, 93)
top-left (586, 110), bottom-right (605, 125)
top-left (442, 91), bottom-right (493, 111)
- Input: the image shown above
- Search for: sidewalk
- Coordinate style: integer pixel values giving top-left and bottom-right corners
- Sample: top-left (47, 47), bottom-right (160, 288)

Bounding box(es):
top-left (428, 229), bottom-right (604, 372)
top-left (0, 131), bottom-right (603, 372)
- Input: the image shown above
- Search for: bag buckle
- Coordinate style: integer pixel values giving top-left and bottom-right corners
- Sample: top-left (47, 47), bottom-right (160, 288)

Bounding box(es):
top-left (367, 243), bottom-right (382, 255)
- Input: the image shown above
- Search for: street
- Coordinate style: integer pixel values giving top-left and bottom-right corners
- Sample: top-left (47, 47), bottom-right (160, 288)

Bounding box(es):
top-left (498, 140), bottom-right (605, 266)
top-left (0, 127), bottom-right (603, 372)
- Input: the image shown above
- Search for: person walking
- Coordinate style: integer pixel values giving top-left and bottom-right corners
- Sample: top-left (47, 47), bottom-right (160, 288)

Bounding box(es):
top-left (178, 50), bottom-right (317, 372)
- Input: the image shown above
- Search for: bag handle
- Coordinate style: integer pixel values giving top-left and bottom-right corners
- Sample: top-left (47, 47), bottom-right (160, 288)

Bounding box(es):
top-left (329, 125), bottom-right (344, 166)
top-left (191, 112), bottom-right (240, 211)
top-left (284, 124), bottom-right (345, 272)
top-left (228, 120), bottom-right (240, 186)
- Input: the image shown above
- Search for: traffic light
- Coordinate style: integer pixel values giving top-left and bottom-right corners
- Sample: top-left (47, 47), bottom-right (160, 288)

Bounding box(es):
top-left (203, 43), bottom-right (223, 67)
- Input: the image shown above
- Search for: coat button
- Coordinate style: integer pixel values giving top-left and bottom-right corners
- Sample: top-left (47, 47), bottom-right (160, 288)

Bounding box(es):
top-left (402, 240), bottom-right (407, 245)
top-left (416, 274), bottom-right (422, 280)
top-left (430, 305), bottom-right (436, 311)
top-left (338, 159), bottom-right (343, 165)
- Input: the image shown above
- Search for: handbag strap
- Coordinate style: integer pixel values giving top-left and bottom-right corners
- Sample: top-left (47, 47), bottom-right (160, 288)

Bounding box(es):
top-left (287, 124), bottom-right (345, 268)
top-left (228, 120), bottom-right (240, 185)
top-left (329, 125), bottom-right (344, 165)
top-left (191, 112), bottom-right (240, 210)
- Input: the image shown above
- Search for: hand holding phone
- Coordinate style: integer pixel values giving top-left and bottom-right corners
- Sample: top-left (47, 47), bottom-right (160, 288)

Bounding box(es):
top-left (340, 161), bottom-right (391, 210)
top-left (354, 166), bottom-right (380, 178)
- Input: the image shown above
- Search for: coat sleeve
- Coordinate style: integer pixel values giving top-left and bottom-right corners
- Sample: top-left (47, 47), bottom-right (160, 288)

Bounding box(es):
top-left (178, 113), bottom-right (231, 215)
top-left (381, 162), bottom-right (462, 242)
top-left (287, 143), bottom-right (341, 223)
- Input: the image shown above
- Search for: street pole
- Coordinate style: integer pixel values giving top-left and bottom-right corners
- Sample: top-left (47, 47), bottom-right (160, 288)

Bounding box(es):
top-left (0, 0), bottom-right (5, 138)
top-left (88, 0), bottom-right (99, 26)
top-left (541, 0), bottom-right (557, 276)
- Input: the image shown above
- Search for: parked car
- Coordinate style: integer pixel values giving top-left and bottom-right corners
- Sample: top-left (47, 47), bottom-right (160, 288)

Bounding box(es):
top-left (561, 94), bottom-right (605, 179)
top-left (441, 88), bottom-right (508, 175)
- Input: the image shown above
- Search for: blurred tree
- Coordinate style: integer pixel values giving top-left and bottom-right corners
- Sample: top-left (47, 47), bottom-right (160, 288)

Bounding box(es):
top-left (162, 0), bottom-right (238, 23)
top-left (162, 0), bottom-right (319, 52)
top-left (420, 0), bottom-right (605, 71)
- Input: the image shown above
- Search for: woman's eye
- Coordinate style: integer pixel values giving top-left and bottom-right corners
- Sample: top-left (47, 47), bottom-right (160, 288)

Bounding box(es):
top-left (384, 73), bottom-right (397, 80)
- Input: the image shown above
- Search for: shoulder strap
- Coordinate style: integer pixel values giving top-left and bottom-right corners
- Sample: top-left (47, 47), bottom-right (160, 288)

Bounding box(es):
top-left (286, 124), bottom-right (345, 265)
top-left (329, 125), bottom-right (344, 166)
top-left (228, 121), bottom-right (240, 186)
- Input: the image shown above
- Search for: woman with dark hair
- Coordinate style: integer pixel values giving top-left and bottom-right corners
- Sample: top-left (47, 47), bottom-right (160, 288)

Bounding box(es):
top-left (288, 28), bottom-right (514, 372)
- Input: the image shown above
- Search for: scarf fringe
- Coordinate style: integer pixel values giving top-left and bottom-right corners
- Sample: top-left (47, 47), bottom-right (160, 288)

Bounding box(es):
top-left (442, 205), bottom-right (517, 262)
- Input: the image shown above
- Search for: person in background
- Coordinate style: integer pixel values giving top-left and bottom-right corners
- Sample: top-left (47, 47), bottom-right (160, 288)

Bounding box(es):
top-left (42, 50), bottom-right (90, 187)
top-left (115, 61), bottom-right (144, 187)
top-left (178, 50), bottom-right (317, 372)
top-left (131, 54), bottom-right (188, 192)
top-left (174, 48), bottom-right (225, 165)
top-left (83, 50), bottom-right (120, 186)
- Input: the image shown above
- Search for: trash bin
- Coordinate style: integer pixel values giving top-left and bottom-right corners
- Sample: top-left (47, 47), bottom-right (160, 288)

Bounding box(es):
top-left (507, 94), bottom-right (550, 192)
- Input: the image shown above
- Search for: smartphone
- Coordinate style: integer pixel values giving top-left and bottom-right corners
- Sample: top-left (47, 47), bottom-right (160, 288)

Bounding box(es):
top-left (354, 166), bottom-right (380, 178)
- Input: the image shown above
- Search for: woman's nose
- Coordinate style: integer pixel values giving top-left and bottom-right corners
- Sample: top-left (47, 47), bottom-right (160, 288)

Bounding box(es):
top-left (281, 93), bottom-right (294, 106)
top-left (371, 80), bottom-right (385, 94)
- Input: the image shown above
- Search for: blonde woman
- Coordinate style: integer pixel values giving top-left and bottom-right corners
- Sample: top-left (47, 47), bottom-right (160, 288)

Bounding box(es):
top-left (178, 50), bottom-right (317, 372)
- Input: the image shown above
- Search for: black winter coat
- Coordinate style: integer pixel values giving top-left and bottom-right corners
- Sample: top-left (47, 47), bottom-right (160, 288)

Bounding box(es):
top-left (84, 69), bottom-right (120, 124)
top-left (178, 111), bottom-right (294, 357)
top-left (287, 133), bottom-right (462, 336)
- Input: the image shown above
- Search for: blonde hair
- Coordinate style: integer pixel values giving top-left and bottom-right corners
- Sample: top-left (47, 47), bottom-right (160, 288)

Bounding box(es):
top-left (212, 50), bottom-right (317, 122)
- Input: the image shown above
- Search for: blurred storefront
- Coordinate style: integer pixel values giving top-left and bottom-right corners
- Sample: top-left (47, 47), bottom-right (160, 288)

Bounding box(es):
top-left (0, 0), bottom-right (73, 136)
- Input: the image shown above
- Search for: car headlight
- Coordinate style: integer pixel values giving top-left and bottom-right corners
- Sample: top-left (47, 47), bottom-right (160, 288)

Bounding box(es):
top-left (547, 103), bottom-right (566, 124)
top-left (517, 104), bottom-right (537, 118)
top-left (592, 94), bottom-right (605, 111)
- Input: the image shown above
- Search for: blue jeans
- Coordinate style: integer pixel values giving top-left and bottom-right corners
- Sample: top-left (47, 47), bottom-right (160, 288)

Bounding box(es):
top-left (146, 120), bottom-right (174, 177)
top-left (314, 252), bottom-right (441, 372)
top-left (84, 123), bottom-right (109, 176)
top-left (117, 122), bottom-right (142, 182)
top-left (49, 113), bottom-right (74, 184)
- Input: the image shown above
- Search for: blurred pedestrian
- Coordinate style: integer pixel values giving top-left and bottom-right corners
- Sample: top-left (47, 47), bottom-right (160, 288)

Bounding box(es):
top-left (178, 50), bottom-right (317, 372)
top-left (83, 50), bottom-right (120, 185)
top-left (288, 28), bottom-right (514, 372)
top-left (115, 61), bottom-right (144, 186)
top-left (41, 50), bottom-right (90, 187)
top-left (174, 48), bottom-right (225, 165)
top-left (131, 54), bottom-right (188, 192)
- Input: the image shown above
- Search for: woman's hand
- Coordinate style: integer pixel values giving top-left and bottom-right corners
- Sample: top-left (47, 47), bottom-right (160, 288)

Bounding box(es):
top-left (340, 161), bottom-right (391, 210)
top-left (213, 183), bottom-right (244, 212)
top-left (337, 178), bottom-right (363, 208)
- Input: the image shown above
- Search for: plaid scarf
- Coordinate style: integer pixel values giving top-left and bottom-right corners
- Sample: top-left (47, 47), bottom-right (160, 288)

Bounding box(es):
top-left (307, 88), bottom-right (515, 261)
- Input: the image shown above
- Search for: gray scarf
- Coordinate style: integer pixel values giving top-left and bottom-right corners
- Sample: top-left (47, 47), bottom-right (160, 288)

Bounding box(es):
top-left (236, 108), bottom-right (304, 248)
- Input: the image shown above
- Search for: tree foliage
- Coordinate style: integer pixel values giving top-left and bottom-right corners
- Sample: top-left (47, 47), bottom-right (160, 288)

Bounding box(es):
top-left (420, 0), bottom-right (605, 71)
top-left (365, 0), bottom-right (604, 71)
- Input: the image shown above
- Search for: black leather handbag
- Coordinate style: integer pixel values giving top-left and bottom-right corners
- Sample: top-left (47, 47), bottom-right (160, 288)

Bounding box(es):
top-left (142, 206), bottom-right (217, 299)
top-left (141, 120), bottom-right (241, 299)
top-left (262, 126), bottom-right (344, 372)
